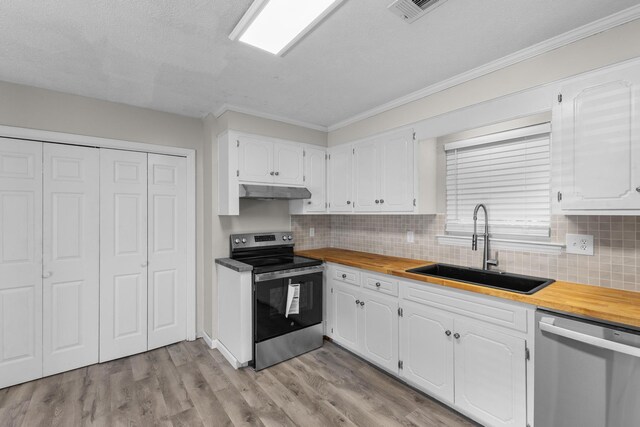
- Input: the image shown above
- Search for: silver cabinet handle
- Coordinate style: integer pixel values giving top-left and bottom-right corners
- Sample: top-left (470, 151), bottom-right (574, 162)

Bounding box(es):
top-left (42, 271), bottom-right (53, 279)
top-left (360, 301), bottom-right (365, 306)
top-left (375, 200), bottom-right (380, 204)
top-left (275, 172), bottom-right (279, 176)
top-left (445, 330), bottom-right (452, 336)
top-left (375, 282), bottom-right (381, 288)
top-left (341, 274), bottom-right (347, 279)
top-left (355, 299), bottom-right (360, 305)
top-left (141, 261), bottom-right (149, 267)
top-left (380, 199), bottom-right (385, 204)
top-left (270, 171), bottom-right (275, 176)
top-left (346, 201), bottom-right (351, 205)
top-left (453, 333), bottom-right (460, 339)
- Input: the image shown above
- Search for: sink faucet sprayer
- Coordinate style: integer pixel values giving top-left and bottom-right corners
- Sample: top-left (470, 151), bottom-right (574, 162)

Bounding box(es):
top-left (472, 203), bottom-right (498, 270)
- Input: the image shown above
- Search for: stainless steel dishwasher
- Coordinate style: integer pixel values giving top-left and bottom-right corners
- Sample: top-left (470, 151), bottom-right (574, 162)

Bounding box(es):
top-left (535, 309), bottom-right (640, 427)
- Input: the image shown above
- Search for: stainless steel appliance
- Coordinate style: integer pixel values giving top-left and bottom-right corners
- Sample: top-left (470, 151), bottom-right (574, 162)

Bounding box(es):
top-left (535, 309), bottom-right (640, 427)
top-left (229, 232), bottom-right (324, 370)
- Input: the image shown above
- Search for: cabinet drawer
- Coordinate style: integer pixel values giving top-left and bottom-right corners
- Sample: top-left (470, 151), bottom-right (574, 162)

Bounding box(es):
top-left (362, 273), bottom-right (398, 296)
top-left (401, 280), bottom-right (529, 333)
top-left (332, 266), bottom-right (360, 287)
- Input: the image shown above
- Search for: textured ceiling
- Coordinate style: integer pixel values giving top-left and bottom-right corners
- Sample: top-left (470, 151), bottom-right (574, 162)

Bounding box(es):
top-left (0, 0), bottom-right (638, 127)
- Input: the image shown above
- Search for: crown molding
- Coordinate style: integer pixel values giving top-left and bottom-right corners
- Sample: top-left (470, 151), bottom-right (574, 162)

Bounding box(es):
top-left (327, 4), bottom-right (640, 132)
top-left (214, 103), bottom-right (328, 132)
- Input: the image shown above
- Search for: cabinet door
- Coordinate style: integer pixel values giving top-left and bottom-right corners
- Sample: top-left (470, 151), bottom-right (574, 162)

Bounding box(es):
top-left (238, 136), bottom-right (274, 183)
top-left (147, 154), bottom-right (188, 350)
top-left (454, 319), bottom-right (527, 427)
top-left (400, 301), bottom-right (454, 403)
top-left (333, 283), bottom-right (360, 352)
top-left (327, 145), bottom-right (353, 212)
top-left (273, 142), bottom-right (304, 185)
top-left (559, 69), bottom-right (640, 210)
top-left (379, 132), bottom-right (414, 212)
top-left (0, 138), bottom-right (43, 389)
top-left (42, 144), bottom-right (99, 376)
top-left (360, 291), bottom-right (398, 373)
top-left (100, 149), bottom-right (148, 362)
top-left (303, 146), bottom-right (326, 212)
top-left (353, 140), bottom-right (379, 212)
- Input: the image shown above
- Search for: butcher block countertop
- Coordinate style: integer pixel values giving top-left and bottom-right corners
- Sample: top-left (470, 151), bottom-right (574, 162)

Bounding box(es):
top-left (296, 248), bottom-right (640, 330)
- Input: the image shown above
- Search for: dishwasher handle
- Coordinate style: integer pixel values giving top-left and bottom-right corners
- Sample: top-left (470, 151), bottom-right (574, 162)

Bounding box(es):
top-left (539, 317), bottom-right (640, 358)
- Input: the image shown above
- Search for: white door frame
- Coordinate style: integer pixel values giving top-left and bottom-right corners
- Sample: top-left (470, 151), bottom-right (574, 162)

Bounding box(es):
top-left (0, 124), bottom-right (198, 341)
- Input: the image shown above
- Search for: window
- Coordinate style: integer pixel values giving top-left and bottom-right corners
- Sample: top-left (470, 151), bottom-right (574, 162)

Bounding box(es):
top-left (445, 123), bottom-right (551, 238)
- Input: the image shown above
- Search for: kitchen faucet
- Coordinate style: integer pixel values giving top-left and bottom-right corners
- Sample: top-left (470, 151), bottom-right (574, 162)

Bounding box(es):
top-left (472, 203), bottom-right (498, 270)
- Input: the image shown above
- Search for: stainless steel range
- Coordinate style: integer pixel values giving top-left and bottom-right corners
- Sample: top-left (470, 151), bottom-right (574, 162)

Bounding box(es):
top-left (229, 232), bottom-right (324, 370)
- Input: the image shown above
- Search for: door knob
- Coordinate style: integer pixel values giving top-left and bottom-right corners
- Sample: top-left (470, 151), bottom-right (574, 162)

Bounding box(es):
top-left (453, 333), bottom-right (460, 339)
top-left (42, 271), bottom-right (53, 279)
top-left (141, 261), bottom-right (149, 267)
top-left (355, 299), bottom-right (360, 305)
top-left (445, 330), bottom-right (452, 336)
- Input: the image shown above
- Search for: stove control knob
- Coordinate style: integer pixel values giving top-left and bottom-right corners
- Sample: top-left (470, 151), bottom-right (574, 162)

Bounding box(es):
top-left (241, 238), bottom-right (247, 244)
top-left (287, 235), bottom-right (292, 240)
top-left (234, 238), bottom-right (240, 244)
top-left (282, 236), bottom-right (287, 241)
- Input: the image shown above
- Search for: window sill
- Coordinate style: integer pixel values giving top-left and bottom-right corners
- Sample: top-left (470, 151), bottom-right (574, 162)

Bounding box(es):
top-left (436, 235), bottom-right (564, 255)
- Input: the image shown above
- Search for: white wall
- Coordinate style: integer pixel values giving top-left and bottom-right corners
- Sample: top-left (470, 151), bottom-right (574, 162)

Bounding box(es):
top-left (329, 18), bottom-right (640, 145)
top-left (0, 80), bottom-right (207, 336)
top-left (203, 111), bottom-right (328, 338)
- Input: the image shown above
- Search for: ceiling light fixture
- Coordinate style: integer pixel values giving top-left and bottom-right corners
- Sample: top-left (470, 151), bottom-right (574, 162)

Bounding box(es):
top-left (229, 0), bottom-right (344, 56)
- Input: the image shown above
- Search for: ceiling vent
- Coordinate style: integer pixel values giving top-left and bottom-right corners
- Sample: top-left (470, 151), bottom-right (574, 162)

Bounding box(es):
top-left (387, 0), bottom-right (447, 23)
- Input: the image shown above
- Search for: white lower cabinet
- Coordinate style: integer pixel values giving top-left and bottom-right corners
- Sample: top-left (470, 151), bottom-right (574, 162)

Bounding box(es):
top-left (327, 263), bottom-right (531, 427)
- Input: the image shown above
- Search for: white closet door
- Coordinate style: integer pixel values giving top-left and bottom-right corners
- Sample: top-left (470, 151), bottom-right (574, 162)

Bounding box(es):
top-left (42, 144), bottom-right (99, 376)
top-left (100, 149), bottom-right (148, 362)
top-left (0, 138), bottom-right (42, 388)
top-left (147, 154), bottom-right (187, 350)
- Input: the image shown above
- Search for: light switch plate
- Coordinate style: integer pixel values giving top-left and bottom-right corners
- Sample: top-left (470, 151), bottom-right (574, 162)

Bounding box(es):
top-left (406, 230), bottom-right (414, 243)
top-left (566, 233), bottom-right (594, 255)
top-left (309, 227), bottom-right (315, 237)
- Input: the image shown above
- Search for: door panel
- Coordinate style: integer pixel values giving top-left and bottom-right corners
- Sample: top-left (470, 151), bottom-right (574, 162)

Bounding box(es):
top-left (400, 301), bottom-right (454, 403)
top-left (43, 144), bottom-right (99, 376)
top-left (361, 292), bottom-right (398, 373)
top-left (454, 319), bottom-right (527, 427)
top-left (327, 146), bottom-right (353, 212)
top-left (0, 138), bottom-right (42, 388)
top-left (274, 143), bottom-right (304, 185)
top-left (100, 149), bottom-right (148, 362)
top-left (380, 132), bottom-right (414, 212)
top-left (303, 146), bottom-right (326, 212)
top-left (238, 136), bottom-right (273, 183)
top-left (147, 154), bottom-right (187, 350)
top-left (353, 141), bottom-right (379, 212)
top-left (333, 283), bottom-right (359, 352)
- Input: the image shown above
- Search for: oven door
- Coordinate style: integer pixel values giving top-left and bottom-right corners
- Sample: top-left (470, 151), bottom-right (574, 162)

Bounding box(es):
top-left (253, 266), bottom-right (323, 343)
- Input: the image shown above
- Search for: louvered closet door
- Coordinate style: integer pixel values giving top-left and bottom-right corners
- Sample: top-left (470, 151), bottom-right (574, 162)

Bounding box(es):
top-left (100, 149), bottom-right (148, 362)
top-left (42, 144), bottom-right (99, 376)
top-left (0, 138), bottom-right (42, 389)
top-left (147, 154), bottom-right (187, 350)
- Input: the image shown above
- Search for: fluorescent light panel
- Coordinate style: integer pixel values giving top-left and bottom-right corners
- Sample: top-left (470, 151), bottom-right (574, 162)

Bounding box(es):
top-left (230, 0), bottom-right (343, 55)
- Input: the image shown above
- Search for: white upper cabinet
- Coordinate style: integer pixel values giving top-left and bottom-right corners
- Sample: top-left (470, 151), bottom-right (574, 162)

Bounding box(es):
top-left (290, 145), bottom-right (327, 214)
top-left (327, 144), bottom-right (353, 212)
top-left (556, 63), bottom-right (640, 212)
top-left (379, 132), bottom-right (414, 212)
top-left (237, 135), bottom-right (304, 186)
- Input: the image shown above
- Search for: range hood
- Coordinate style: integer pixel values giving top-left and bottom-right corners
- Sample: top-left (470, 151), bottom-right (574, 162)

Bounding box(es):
top-left (239, 184), bottom-right (311, 200)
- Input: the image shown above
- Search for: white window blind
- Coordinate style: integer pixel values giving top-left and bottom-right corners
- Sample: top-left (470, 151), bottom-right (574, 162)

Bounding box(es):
top-left (445, 123), bottom-right (551, 238)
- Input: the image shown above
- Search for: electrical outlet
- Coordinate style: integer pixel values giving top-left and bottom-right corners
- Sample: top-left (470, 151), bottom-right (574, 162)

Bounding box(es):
top-left (406, 231), bottom-right (415, 243)
top-left (309, 227), bottom-right (315, 237)
top-left (565, 233), bottom-right (594, 255)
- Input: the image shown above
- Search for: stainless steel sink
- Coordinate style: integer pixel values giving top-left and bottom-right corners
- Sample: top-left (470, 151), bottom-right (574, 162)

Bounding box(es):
top-left (406, 263), bottom-right (554, 294)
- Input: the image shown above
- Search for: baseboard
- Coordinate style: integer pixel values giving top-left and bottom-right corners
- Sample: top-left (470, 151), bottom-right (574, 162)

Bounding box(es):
top-left (216, 341), bottom-right (247, 369)
top-left (201, 330), bottom-right (218, 349)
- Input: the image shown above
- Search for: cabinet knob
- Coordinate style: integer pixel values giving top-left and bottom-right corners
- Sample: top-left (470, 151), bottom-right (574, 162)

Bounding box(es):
top-left (360, 301), bottom-right (365, 306)
top-left (346, 201), bottom-right (351, 205)
top-left (141, 261), bottom-right (149, 267)
top-left (375, 282), bottom-right (381, 288)
top-left (355, 299), bottom-right (360, 305)
top-left (275, 171), bottom-right (280, 176)
top-left (42, 271), bottom-right (53, 279)
top-left (380, 199), bottom-right (385, 204)
top-left (445, 330), bottom-right (452, 336)
top-left (270, 171), bottom-right (275, 176)
top-left (636, 186), bottom-right (640, 193)
top-left (341, 274), bottom-right (347, 279)
top-left (453, 333), bottom-right (460, 339)
top-left (375, 200), bottom-right (380, 204)
top-left (307, 201), bottom-right (312, 205)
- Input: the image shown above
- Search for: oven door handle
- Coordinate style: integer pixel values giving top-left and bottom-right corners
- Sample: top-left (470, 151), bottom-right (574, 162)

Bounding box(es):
top-left (254, 265), bottom-right (324, 282)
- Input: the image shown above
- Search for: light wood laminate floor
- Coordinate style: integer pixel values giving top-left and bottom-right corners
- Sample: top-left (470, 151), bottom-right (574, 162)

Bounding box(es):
top-left (0, 339), bottom-right (477, 427)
